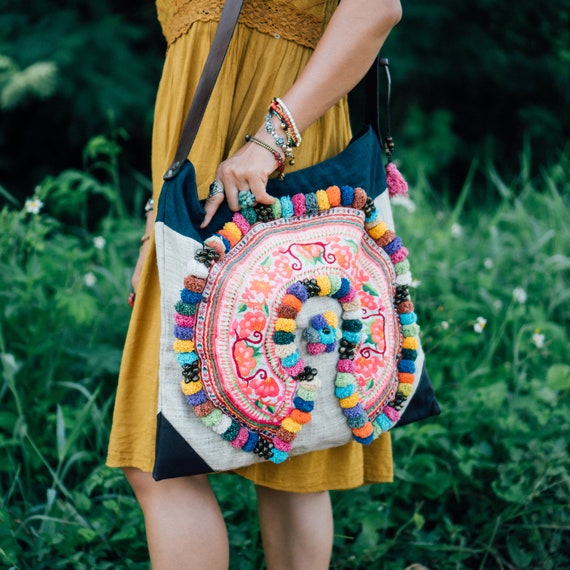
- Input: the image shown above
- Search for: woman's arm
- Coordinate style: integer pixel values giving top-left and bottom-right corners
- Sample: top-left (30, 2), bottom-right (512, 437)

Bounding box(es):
top-left (201, 0), bottom-right (401, 226)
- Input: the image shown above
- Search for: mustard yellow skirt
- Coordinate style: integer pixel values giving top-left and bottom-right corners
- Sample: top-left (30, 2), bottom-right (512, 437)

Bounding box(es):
top-left (106, 20), bottom-right (393, 492)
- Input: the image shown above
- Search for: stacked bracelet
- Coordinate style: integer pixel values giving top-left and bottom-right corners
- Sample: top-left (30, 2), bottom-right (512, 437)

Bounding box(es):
top-left (265, 113), bottom-right (295, 165)
top-left (245, 135), bottom-right (286, 180)
top-left (270, 98), bottom-right (302, 148)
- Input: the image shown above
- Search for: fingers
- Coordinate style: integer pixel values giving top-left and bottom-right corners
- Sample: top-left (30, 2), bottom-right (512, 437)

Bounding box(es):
top-left (200, 139), bottom-right (279, 227)
top-left (200, 191), bottom-right (225, 228)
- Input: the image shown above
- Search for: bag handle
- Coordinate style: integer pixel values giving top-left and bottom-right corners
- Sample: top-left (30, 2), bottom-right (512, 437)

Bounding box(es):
top-left (163, 0), bottom-right (387, 181)
top-left (164, 0), bottom-right (245, 180)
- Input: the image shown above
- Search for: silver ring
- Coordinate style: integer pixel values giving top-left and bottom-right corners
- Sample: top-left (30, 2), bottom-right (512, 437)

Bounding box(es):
top-left (208, 179), bottom-right (224, 199)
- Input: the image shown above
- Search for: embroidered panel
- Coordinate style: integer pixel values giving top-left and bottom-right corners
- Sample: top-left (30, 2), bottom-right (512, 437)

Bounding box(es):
top-left (173, 186), bottom-right (420, 464)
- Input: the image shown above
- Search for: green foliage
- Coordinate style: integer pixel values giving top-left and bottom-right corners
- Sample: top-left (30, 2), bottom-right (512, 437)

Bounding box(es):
top-left (0, 0), bottom-right (163, 196)
top-left (0, 135), bottom-right (150, 568)
top-left (328, 147), bottom-right (570, 569)
top-left (384, 0), bottom-right (570, 187)
top-left (1, 136), bottom-right (568, 568)
top-left (2, 0), bottom-right (569, 203)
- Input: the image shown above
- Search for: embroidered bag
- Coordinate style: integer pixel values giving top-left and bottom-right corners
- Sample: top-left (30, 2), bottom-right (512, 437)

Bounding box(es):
top-left (153, 1), bottom-right (440, 480)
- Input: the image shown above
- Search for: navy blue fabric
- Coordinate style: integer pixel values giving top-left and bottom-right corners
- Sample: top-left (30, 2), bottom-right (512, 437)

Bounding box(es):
top-left (396, 364), bottom-right (441, 428)
top-left (156, 125), bottom-right (386, 243)
top-left (153, 413), bottom-right (213, 479)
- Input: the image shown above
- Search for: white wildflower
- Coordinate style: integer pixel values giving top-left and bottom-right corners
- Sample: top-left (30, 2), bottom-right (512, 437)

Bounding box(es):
top-left (441, 321), bottom-right (449, 330)
top-left (450, 223), bottom-right (463, 238)
top-left (474, 316), bottom-right (487, 333)
top-left (483, 258), bottom-right (494, 269)
top-left (93, 236), bottom-right (106, 250)
top-left (24, 197), bottom-right (44, 214)
top-left (513, 287), bottom-right (527, 304)
top-left (532, 329), bottom-right (545, 349)
top-left (84, 272), bottom-right (97, 287)
top-left (410, 278), bottom-right (421, 289)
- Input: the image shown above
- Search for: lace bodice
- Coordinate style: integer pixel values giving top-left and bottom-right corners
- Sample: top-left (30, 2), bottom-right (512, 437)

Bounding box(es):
top-left (156, 0), bottom-right (337, 48)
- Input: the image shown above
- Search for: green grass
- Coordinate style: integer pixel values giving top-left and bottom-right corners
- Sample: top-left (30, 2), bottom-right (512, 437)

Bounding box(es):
top-left (0, 138), bottom-right (568, 569)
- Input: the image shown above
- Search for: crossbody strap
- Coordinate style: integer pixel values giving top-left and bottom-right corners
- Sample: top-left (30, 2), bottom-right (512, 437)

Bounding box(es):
top-left (163, 0), bottom-right (387, 181)
top-left (164, 0), bottom-right (244, 180)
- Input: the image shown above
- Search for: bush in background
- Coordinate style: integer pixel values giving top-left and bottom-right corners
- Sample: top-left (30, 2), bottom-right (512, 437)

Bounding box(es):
top-left (0, 134), bottom-right (568, 568)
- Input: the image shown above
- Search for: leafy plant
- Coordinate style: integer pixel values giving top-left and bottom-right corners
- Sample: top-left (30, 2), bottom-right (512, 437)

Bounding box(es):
top-left (1, 134), bottom-right (568, 568)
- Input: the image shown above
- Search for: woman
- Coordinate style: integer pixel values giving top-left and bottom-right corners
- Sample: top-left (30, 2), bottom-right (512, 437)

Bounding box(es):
top-left (107, 0), bottom-right (402, 567)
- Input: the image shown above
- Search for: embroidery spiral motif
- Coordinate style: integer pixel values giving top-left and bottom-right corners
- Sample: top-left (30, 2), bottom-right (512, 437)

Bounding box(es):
top-left (173, 186), bottom-right (420, 464)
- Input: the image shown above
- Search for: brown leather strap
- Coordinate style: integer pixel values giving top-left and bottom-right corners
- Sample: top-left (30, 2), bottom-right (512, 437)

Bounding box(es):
top-left (164, 0), bottom-right (244, 180)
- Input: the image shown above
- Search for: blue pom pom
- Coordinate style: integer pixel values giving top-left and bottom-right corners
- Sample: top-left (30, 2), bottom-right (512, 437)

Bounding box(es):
top-left (342, 403), bottom-right (364, 418)
top-left (342, 331), bottom-right (361, 344)
top-left (282, 351), bottom-right (301, 368)
top-left (398, 359), bottom-right (416, 374)
top-left (242, 431), bottom-right (258, 452)
top-left (287, 281), bottom-right (309, 302)
top-left (399, 312), bottom-right (417, 326)
top-left (270, 449), bottom-right (289, 464)
top-left (335, 385), bottom-right (355, 399)
top-left (216, 234), bottom-right (231, 252)
top-left (180, 289), bottom-right (202, 304)
top-left (280, 196), bottom-right (294, 218)
top-left (293, 397), bottom-right (314, 412)
top-left (340, 185), bottom-right (354, 206)
top-left (332, 277), bottom-right (351, 298)
top-left (375, 413), bottom-right (392, 431)
top-left (365, 209), bottom-right (379, 223)
top-left (353, 433), bottom-right (374, 445)
top-left (187, 390), bottom-right (207, 406)
top-left (310, 314), bottom-right (328, 329)
top-left (174, 325), bottom-right (194, 340)
top-left (383, 236), bottom-right (403, 256)
top-left (177, 352), bottom-right (198, 366)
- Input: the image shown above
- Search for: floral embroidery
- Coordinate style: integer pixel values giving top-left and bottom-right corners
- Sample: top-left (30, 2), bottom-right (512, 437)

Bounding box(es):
top-left (173, 186), bottom-right (421, 463)
top-left (233, 341), bottom-right (257, 378)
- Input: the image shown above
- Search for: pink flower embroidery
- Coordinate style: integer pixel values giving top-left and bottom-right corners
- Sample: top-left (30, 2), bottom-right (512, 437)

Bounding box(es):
top-left (360, 290), bottom-right (377, 310)
top-left (352, 268), bottom-right (370, 289)
top-left (250, 279), bottom-right (273, 297)
top-left (250, 375), bottom-right (280, 398)
top-left (370, 319), bottom-right (386, 347)
top-left (238, 311), bottom-right (267, 338)
top-left (234, 341), bottom-right (257, 377)
top-left (298, 243), bottom-right (323, 260)
top-left (273, 256), bottom-right (293, 278)
top-left (329, 243), bottom-right (353, 269)
top-left (355, 355), bottom-right (385, 387)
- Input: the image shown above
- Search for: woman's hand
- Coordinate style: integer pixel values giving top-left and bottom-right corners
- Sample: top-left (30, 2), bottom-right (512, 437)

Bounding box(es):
top-left (200, 126), bottom-right (278, 228)
top-left (200, 0), bottom-right (402, 229)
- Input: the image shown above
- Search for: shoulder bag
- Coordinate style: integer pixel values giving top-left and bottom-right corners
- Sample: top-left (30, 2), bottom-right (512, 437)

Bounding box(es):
top-left (153, 0), bottom-right (440, 480)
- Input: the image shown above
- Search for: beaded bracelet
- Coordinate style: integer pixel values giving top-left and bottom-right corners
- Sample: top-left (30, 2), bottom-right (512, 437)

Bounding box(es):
top-left (245, 135), bottom-right (286, 180)
top-left (270, 98), bottom-right (302, 148)
top-left (264, 113), bottom-right (295, 165)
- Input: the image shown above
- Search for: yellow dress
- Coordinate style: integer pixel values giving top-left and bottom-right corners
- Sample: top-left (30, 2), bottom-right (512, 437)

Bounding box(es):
top-left (106, 0), bottom-right (393, 492)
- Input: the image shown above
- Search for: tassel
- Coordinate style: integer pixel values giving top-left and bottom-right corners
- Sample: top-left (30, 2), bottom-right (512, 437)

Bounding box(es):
top-left (386, 161), bottom-right (409, 198)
